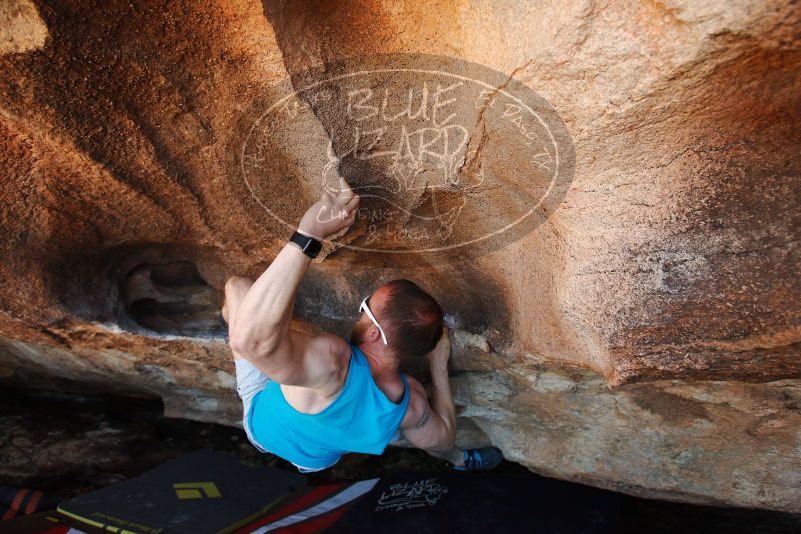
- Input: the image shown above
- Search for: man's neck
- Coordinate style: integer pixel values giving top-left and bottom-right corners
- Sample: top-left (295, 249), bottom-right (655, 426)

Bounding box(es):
top-left (356, 342), bottom-right (406, 404)
top-left (357, 343), bottom-right (399, 377)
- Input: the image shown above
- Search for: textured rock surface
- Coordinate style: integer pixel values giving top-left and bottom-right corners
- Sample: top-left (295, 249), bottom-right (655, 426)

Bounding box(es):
top-left (1, 0), bottom-right (800, 511)
top-left (0, 0), bottom-right (47, 55)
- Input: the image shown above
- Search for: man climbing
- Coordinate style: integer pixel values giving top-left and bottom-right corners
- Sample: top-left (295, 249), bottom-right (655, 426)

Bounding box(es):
top-left (221, 177), bottom-right (503, 473)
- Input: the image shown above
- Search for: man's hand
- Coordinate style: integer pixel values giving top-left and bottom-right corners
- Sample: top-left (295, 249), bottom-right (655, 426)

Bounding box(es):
top-left (297, 177), bottom-right (360, 240)
top-left (427, 325), bottom-right (451, 368)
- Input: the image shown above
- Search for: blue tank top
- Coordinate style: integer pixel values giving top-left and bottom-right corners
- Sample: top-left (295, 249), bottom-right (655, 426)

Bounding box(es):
top-left (248, 340), bottom-right (410, 469)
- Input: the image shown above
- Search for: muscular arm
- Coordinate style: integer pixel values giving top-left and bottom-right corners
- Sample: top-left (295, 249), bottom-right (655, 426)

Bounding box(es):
top-left (228, 243), bottom-right (312, 383)
top-left (399, 329), bottom-right (460, 461)
top-left (229, 177), bottom-right (359, 385)
top-left (400, 374), bottom-right (457, 454)
top-left (229, 242), bottom-right (309, 358)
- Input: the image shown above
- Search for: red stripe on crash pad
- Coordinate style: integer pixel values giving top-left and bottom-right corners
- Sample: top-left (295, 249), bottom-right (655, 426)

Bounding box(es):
top-left (2, 488), bottom-right (29, 520)
top-left (247, 479), bottom-right (378, 534)
top-left (234, 485), bottom-right (344, 533)
top-left (25, 490), bottom-right (43, 514)
top-left (272, 506), bottom-right (350, 534)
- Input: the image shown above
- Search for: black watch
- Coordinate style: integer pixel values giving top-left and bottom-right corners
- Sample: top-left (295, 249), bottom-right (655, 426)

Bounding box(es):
top-left (289, 231), bottom-right (323, 259)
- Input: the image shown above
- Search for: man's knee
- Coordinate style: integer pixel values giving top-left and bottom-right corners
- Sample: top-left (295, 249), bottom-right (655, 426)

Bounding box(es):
top-left (225, 276), bottom-right (254, 299)
top-left (223, 277), bottom-right (255, 324)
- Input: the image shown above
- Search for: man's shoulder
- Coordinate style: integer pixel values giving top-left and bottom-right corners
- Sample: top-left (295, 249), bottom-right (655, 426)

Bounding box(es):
top-left (297, 332), bottom-right (352, 388)
top-left (308, 332), bottom-right (352, 361)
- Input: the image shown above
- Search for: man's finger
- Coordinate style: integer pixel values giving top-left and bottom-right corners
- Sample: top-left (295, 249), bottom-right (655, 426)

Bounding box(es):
top-left (345, 193), bottom-right (360, 211)
top-left (337, 176), bottom-right (355, 203)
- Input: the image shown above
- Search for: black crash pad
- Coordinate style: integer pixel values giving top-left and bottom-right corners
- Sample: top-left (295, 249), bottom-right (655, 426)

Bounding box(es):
top-left (324, 472), bottom-right (621, 534)
top-left (57, 449), bottom-right (305, 534)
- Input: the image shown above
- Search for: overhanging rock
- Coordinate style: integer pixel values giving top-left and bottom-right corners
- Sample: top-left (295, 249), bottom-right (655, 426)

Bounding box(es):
top-left (0, 0), bottom-right (799, 512)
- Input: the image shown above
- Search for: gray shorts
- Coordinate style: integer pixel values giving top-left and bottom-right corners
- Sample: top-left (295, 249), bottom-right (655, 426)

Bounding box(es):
top-left (234, 357), bottom-right (404, 471)
top-left (234, 357), bottom-right (335, 473)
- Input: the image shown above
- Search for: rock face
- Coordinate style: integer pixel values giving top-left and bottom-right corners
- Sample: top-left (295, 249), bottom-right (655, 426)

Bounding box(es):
top-left (1, 0), bottom-right (800, 512)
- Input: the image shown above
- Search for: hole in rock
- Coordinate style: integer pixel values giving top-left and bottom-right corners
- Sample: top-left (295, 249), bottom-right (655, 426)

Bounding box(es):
top-left (123, 259), bottom-right (223, 337)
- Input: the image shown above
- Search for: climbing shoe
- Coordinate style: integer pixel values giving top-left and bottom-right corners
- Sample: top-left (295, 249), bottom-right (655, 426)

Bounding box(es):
top-left (453, 447), bottom-right (504, 471)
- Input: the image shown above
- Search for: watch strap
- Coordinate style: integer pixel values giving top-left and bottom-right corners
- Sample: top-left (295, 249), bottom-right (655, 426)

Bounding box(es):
top-left (289, 231), bottom-right (322, 259)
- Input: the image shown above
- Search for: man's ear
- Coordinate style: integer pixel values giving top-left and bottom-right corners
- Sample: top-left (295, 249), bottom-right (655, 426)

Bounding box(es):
top-left (368, 325), bottom-right (380, 342)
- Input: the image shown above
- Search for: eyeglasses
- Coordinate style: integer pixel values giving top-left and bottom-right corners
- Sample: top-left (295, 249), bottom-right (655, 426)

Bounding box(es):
top-left (359, 295), bottom-right (388, 345)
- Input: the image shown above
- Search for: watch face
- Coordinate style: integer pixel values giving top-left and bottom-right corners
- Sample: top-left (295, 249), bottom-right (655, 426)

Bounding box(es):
top-left (306, 238), bottom-right (322, 256)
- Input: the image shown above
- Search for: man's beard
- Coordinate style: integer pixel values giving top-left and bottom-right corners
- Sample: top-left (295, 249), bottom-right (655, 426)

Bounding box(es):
top-left (350, 319), bottom-right (368, 346)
